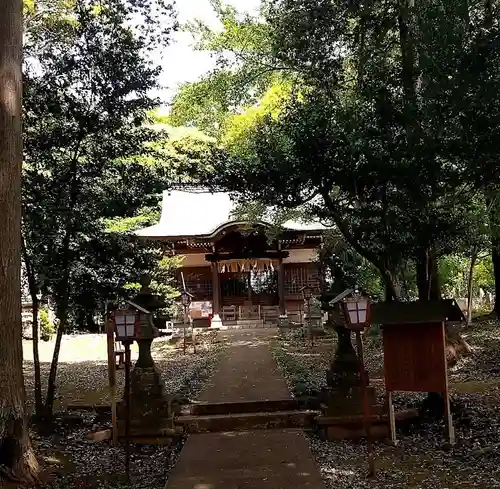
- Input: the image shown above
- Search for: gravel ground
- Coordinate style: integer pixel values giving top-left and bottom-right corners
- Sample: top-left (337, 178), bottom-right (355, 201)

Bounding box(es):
top-left (26, 333), bottom-right (225, 489)
top-left (272, 320), bottom-right (500, 489)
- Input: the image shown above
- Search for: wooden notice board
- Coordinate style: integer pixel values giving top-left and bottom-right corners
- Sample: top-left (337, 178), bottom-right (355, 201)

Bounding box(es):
top-left (373, 299), bottom-right (463, 445)
top-left (383, 322), bottom-right (447, 393)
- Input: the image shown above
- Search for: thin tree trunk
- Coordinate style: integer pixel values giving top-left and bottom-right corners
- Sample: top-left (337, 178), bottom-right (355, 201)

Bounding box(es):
top-left (31, 297), bottom-right (43, 414)
top-left (466, 248), bottom-right (478, 325)
top-left (21, 237), bottom-right (43, 416)
top-left (485, 0), bottom-right (493, 28)
top-left (416, 248), bottom-right (429, 300)
top-left (492, 241), bottom-right (500, 316)
top-left (43, 120), bottom-right (84, 415)
top-left (487, 194), bottom-right (500, 316)
top-left (416, 247), bottom-right (441, 301)
top-left (0, 0), bottom-right (40, 481)
top-left (380, 267), bottom-right (399, 302)
top-left (44, 308), bottom-right (67, 417)
top-left (429, 250), bottom-right (441, 300)
top-left (398, 0), bottom-right (419, 149)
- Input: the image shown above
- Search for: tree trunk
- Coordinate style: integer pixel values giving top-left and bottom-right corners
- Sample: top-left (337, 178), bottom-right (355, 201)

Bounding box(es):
top-left (487, 194), bottom-right (500, 315)
top-left (44, 308), bottom-right (67, 417)
top-left (492, 238), bottom-right (500, 316)
top-left (429, 252), bottom-right (441, 300)
top-left (0, 0), bottom-right (40, 481)
top-left (21, 238), bottom-right (43, 416)
top-left (321, 191), bottom-right (399, 301)
top-left (416, 248), bottom-right (428, 299)
top-left (466, 248), bottom-right (478, 325)
top-left (31, 298), bottom-right (43, 414)
top-left (397, 0), bottom-right (419, 150)
top-left (380, 266), bottom-right (398, 302)
top-left (416, 247), bottom-right (441, 300)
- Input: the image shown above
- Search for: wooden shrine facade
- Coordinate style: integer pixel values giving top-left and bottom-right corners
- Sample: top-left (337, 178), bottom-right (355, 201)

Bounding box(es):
top-left (135, 190), bottom-right (328, 325)
top-left (170, 224), bottom-right (322, 324)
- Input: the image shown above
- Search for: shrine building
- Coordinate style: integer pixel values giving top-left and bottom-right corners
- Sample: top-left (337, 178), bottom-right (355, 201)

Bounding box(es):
top-left (136, 190), bottom-right (329, 328)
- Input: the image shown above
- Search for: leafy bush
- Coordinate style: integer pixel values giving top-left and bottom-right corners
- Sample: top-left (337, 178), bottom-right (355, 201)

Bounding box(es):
top-left (40, 307), bottom-right (55, 341)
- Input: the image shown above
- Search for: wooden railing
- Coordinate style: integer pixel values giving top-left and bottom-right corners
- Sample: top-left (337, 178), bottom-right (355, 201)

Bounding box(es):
top-left (239, 304), bottom-right (261, 320)
top-left (220, 304), bottom-right (284, 323)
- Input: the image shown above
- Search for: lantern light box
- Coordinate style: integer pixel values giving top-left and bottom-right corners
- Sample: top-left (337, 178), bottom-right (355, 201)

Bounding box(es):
top-left (343, 296), bottom-right (371, 330)
top-left (113, 300), bottom-right (150, 342)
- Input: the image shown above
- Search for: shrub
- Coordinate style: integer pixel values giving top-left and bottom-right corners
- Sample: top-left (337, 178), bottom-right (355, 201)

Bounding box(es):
top-left (40, 307), bottom-right (55, 341)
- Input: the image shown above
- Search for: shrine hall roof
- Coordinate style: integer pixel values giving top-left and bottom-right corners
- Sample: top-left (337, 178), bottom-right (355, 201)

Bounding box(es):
top-left (135, 190), bottom-right (330, 239)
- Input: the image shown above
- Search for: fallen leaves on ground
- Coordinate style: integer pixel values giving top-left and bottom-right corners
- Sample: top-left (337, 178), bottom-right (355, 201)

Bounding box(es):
top-left (25, 334), bottom-right (226, 489)
top-left (273, 320), bottom-right (500, 489)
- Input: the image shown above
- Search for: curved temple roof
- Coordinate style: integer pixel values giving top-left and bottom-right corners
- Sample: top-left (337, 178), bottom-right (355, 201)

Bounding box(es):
top-left (135, 190), bottom-right (330, 240)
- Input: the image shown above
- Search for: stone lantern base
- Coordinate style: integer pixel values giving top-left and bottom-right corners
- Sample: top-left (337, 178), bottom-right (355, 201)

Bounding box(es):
top-left (117, 339), bottom-right (176, 437)
top-left (321, 385), bottom-right (377, 417)
top-left (318, 324), bottom-right (380, 429)
top-left (118, 366), bottom-right (174, 437)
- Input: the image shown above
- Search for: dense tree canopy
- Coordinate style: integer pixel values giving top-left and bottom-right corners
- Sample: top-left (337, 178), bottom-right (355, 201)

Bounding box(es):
top-left (176, 0), bottom-right (500, 308)
top-left (21, 0), bottom-right (179, 415)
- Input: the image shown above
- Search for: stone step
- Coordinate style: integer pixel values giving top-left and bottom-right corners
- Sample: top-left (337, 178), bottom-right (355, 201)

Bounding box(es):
top-left (184, 398), bottom-right (320, 416)
top-left (221, 321), bottom-right (275, 330)
top-left (175, 410), bottom-right (319, 434)
top-left (316, 408), bottom-right (419, 441)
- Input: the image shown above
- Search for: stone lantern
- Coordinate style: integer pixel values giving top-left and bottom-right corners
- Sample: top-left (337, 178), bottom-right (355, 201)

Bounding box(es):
top-left (320, 288), bottom-right (376, 417)
top-left (117, 277), bottom-right (174, 437)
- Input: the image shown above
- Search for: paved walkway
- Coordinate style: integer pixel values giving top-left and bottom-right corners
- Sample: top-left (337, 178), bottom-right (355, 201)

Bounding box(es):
top-left (199, 329), bottom-right (292, 403)
top-left (166, 329), bottom-right (325, 489)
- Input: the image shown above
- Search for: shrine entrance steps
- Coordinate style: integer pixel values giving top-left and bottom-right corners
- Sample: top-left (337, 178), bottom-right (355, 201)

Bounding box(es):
top-left (165, 329), bottom-right (326, 489)
top-left (219, 319), bottom-right (275, 329)
top-left (176, 398), bottom-right (318, 433)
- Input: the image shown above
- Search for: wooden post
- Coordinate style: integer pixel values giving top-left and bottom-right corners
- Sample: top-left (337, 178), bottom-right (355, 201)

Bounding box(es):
top-left (106, 320), bottom-right (117, 446)
top-left (307, 297), bottom-right (313, 346)
top-left (247, 270), bottom-right (252, 304)
top-left (278, 260), bottom-right (286, 316)
top-left (441, 322), bottom-right (455, 445)
top-left (183, 305), bottom-right (187, 355)
top-left (387, 391), bottom-right (397, 445)
top-left (355, 330), bottom-right (375, 477)
top-left (124, 341), bottom-right (132, 482)
top-left (211, 262), bottom-right (220, 317)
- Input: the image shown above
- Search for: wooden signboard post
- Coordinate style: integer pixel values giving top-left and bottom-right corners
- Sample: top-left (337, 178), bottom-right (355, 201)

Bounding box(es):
top-left (373, 299), bottom-right (464, 446)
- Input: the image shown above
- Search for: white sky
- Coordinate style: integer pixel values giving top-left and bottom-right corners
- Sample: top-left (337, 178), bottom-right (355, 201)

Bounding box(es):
top-left (154, 0), bottom-right (261, 105)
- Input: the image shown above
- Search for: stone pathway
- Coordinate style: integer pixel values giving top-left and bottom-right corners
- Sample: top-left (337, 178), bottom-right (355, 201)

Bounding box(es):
top-left (198, 329), bottom-right (292, 403)
top-left (166, 329), bottom-right (325, 489)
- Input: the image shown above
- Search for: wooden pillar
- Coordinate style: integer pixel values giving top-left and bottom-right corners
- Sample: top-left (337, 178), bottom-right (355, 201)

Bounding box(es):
top-left (247, 271), bottom-right (252, 303)
top-left (278, 259), bottom-right (286, 315)
top-left (211, 262), bottom-right (220, 316)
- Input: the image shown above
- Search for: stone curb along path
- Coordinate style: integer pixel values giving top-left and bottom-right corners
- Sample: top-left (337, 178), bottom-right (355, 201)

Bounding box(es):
top-left (165, 329), bottom-right (326, 489)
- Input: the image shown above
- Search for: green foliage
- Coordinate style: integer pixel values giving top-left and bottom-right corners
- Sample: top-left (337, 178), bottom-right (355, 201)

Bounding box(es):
top-left (169, 1), bottom-right (293, 136)
top-left (475, 258), bottom-right (495, 294)
top-left (194, 0), bottom-right (500, 302)
top-left (39, 307), bottom-right (55, 341)
top-left (22, 0), bottom-right (179, 330)
top-left (270, 341), bottom-right (320, 396)
top-left (104, 207), bottom-right (161, 233)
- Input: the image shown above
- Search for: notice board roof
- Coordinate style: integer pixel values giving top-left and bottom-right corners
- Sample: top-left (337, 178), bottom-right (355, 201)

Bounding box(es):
top-left (371, 299), bottom-right (464, 325)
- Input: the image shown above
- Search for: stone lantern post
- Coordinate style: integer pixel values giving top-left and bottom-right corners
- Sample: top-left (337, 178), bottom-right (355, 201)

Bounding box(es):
top-left (320, 294), bottom-right (376, 417)
top-left (117, 277), bottom-right (174, 437)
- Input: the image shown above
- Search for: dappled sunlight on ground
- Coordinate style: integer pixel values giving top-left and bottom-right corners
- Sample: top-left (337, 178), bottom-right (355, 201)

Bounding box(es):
top-left (27, 333), bottom-right (226, 489)
top-left (23, 334), bottom-right (221, 410)
top-left (274, 320), bottom-right (500, 489)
